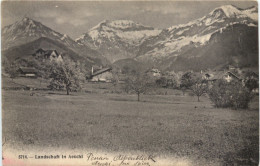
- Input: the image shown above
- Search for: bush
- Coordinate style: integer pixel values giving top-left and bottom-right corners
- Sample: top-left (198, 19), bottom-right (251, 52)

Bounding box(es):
top-left (208, 79), bottom-right (254, 109)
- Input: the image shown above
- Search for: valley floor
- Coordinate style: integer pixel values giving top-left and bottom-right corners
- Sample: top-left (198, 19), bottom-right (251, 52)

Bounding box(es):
top-left (2, 85), bottom-right (259, 166)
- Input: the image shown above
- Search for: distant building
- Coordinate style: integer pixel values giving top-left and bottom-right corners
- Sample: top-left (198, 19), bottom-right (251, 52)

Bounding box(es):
top-left (146, 68), bottom-right (161, 77)
top-left (89, 67), bottom-right (113, 82)
top-left (32, 49), bottom-right (63, 62)
top-left (224, 71), bottom-right (241, 82)
top-left (228, 65), bottom-right (236, 71)
top-left (17, 67), bottom-right (37, 78)
top-left (34, 48), bottom-right (45, 58)
top-left (204, 71), bottom-right (241, 83)
top-left (44, 50), bottom-right (59, 59)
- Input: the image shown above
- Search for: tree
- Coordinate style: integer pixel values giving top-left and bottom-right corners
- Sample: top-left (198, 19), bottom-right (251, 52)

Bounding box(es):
top-left (111, 67), bottom-right (120, 92)
top-left (156, 75), bottom-right (178, 89)
top-left (48, 57), bottom-right (84, 95)
top-left (124, 72), bottom-right (152, 101)
top-left (122, 66), bottom-right (130, 74)
top-left (29, 58), bottom-right (50, 88)
top-left (9, 66), bottom-right (19, 81)
top-left (155, 77), bottom-right (167, 87)
top-left (180, 72), bottom-right (196, 95)
top-left (180, 72), bottom-right (208, 101)
top-left (5, 61), bottom-right (19, 81)
top-left (243, 71), bottom-right (259, 92)
top-left (190, 77), bottom-right (208, 102)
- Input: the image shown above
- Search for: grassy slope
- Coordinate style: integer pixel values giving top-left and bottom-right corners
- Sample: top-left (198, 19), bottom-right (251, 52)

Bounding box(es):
top-left (1, 37), bottom-right (103, 70)
top-left (2, 89), bottom-right (259, 165)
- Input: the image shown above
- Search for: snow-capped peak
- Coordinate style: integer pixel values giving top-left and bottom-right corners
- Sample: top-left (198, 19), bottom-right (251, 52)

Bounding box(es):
top-left (213, 5), bottom-right (242, 17)
top-left (167, 5), bottom-right (257, 31)
top-left (22, 17), bottom-right (30, 22)
top-left (2, 17), bottom-right (77, 50)
top-left (210, 5), bottom-right (258, 21)
top-left (19, 17), bottom-right (38, 26)
top-left (89, 19), bottom-right (155, 32)
top-left (107, 20), bottom-right (138, 29)
top-left (89, 20), bottom-right (109, 31)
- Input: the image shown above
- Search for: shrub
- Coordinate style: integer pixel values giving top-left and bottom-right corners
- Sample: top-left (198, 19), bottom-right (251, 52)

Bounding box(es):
top-left (243, 71), bottom-right (259, 92)
top-left (180, 71), bottom-right (197, 95)
top-left (208, 79), bottom-right (254, 109)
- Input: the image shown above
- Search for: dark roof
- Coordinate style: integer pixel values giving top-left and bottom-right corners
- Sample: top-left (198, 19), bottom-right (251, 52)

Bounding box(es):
top-left (18, 67), bottom-right (37, 73)
top-left (92, 67), bottom-right (112, 76)
top-left (206, 71), bottom-right (241, 81)
top-left (202, 72), bottom-right (220, 80)
top-left (44, 50), bottom-right (59, 56)
top-left (240, 71), bottom-right (259, 79)
top-left (146, 68), bottom-right (160, 73)
top-left (36, 48), bottom-right (45, 53)
top-left (226, 71), bottom-right (241, 80)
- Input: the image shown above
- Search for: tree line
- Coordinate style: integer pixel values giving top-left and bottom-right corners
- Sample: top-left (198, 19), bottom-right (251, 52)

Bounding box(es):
top-left (4, 56), bottom-right (258, 109)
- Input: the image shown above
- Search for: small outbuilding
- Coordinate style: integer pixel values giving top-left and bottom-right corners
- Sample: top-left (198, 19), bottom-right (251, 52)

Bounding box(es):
top-left (17, 67), bottom-right (37, 78)
top-left (146, 68), bottom-right (161, 77)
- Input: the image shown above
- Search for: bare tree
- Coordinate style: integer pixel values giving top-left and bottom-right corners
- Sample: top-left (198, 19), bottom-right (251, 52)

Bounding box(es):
top-left (191, 79), bottom-right (208, 102)
top-left (124, 72), bottom-right (152, 101)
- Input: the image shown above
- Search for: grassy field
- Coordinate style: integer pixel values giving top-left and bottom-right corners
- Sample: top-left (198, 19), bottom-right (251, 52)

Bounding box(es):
top-left (2, 83), bottom-right (259, 165)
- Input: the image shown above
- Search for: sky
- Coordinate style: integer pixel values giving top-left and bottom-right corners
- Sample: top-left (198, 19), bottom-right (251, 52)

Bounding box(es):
top-left (1, 1), bottom-right (258, 39)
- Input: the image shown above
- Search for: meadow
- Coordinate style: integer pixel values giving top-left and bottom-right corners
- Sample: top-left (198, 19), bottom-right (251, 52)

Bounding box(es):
top-left (2, 78), bottom-right (259, 165)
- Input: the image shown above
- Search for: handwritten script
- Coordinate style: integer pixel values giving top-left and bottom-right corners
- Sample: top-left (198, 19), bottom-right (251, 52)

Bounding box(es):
top-left (18, 153), bottom-right (156, 166)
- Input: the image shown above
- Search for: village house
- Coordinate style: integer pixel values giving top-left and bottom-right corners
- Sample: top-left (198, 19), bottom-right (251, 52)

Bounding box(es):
top-left (221, 71), bottom-right (241, 82)
top-left (32, 49), bottom-right (63, 62)
top-left (146, 68), bottom-right (161, 77)
top-left (202, 71), bottom-right (242, 85)
top-left (17, 67), bottom-right (37, 78)
top-left (88, 67), bottom-right (113, 82)
top-left (33, 48), bottom-right (45, 58)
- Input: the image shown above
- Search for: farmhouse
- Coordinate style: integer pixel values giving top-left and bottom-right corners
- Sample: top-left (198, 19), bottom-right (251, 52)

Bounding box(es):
top-left (33, 48), bottom-right (45, 58)
top-left (204, 71), bottom-right (241, 82)
top-left (17, 67), bottom-right (37, 78)
top-left (89, 67), bottom-right (113, 82)
top-left (146, 68), bottom-right (161, 77)
top-left (224, 71), bottom-right (241, 82)
top-left (32, 49), bottom-right (63, 61)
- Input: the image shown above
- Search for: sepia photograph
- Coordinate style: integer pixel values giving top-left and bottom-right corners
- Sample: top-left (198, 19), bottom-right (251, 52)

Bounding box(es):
top-left (1, 0), bottom-right (259, 165)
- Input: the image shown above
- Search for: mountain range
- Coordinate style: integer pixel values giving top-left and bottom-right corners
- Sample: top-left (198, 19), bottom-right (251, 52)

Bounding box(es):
top-left (2, 5), bottom-right (258, 72)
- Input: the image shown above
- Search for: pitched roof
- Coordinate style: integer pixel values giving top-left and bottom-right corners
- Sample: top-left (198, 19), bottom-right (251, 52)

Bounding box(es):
top-left (18, 67), bottom-right (37, 73)
top-left (36, 48), bottom-right (45, 53)
top-left (206, 71), bottom-right (241, 81)
top-left (226, 71), bottom-right (241, 80)
top-left (44, 50), bottom-right (59, 56)
top-left (92, 67), bottom-right (112, 76)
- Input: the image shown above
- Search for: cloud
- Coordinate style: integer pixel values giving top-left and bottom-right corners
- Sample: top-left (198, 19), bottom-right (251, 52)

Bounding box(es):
top-left (34, 7), bottom-right (93, 26)
top-left (135, 3), bottom-right (185, 15)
